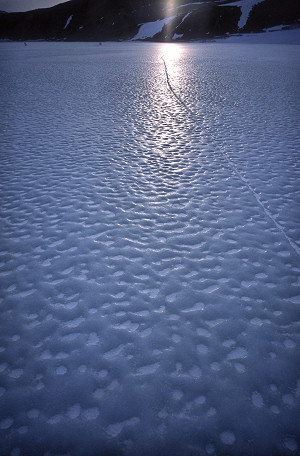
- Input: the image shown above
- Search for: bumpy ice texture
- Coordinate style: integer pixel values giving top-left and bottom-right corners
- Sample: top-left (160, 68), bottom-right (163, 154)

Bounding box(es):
top-left (0, 42), bottom-right (299, 456)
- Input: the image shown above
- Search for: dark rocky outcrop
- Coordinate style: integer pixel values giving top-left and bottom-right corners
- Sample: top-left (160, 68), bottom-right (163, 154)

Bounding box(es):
top-left (0, 0), bottom-right (299, 42)
top-left (242, 0), bottom-right (300, 33)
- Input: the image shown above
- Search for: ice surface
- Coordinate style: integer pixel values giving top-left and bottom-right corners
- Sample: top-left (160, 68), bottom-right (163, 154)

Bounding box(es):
top-left (218, 28), bottom-right (300, 45)
top-left (0, 41), bottom-right (299, 455)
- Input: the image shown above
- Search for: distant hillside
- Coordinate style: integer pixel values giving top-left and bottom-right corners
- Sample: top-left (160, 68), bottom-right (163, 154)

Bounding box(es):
top-left (0, 0), bottom-right (299, 42)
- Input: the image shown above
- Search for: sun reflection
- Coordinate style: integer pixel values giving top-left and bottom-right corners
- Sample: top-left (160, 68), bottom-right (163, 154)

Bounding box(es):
top-left (165, 0), bottom-right (177, 14)
top-left (161, 43), bottom-right (183, 60)
top-left (126, 41), bottom-right (193, 198)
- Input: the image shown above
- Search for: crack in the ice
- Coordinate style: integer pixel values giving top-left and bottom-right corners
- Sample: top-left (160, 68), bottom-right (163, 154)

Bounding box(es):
top-left (223, 152), bottom-right (300, 256)
top-left (161, 56), bottom-right (195, 115)
top-left (162, 56), bottom-right (300, 257)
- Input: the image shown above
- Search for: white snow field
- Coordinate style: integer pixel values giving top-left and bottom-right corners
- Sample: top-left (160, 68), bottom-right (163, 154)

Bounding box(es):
top-left (0, 41), bottom-right (299, 456)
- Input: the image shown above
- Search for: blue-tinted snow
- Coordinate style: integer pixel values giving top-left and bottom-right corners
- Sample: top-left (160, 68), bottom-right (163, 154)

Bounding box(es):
top-left (63, 15), bottom-right (73, 31)
top-left (0, 41), bottom-right (299, 456)
top-left (132, 16), bottom-right (177, 40)
top-left (217, 28), bottom-right (300, 45)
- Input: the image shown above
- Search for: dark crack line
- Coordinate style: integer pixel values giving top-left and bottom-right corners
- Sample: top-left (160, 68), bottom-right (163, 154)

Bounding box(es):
top-left (161, 56), bottom-right (195, 115)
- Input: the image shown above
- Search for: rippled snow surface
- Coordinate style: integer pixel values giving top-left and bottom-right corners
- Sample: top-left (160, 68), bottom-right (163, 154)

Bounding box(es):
top-left (0, 42), bottom-right (299, 456)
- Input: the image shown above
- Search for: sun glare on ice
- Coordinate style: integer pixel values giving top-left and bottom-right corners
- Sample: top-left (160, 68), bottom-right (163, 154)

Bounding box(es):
top-left (161, 42), bottom-right (183, 60)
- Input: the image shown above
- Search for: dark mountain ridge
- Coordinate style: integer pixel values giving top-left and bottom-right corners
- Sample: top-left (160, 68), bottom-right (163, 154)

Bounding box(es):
top-left (0, 0), bottom-right (299, 42)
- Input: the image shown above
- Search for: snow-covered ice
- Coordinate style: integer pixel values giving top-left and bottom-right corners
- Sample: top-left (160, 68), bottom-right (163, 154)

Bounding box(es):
top-left (0, 41), bottom-right (299, 455)
top-left (218, 27), bottom-right (300, 45)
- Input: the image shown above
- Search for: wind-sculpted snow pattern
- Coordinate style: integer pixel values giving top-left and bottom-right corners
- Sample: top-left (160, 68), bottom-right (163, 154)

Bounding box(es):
top-left (0, 42), bottom-right (299, 456)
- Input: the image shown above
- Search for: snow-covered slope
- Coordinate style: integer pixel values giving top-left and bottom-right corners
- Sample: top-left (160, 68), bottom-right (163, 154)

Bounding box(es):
top-left (217, 26), bottom-right (300, 44)
top-left (0, 0), bottom-right (299, 42)
top-left (226, 0), bottom-right (265, 29)
top-left (132, 16), bottom-right (177, 41)
top-left (0, 40), bottom-right (299, 456)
